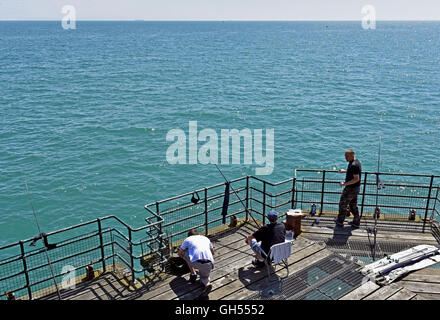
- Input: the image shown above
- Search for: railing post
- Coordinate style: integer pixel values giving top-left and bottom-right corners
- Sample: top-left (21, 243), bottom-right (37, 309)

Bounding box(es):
top-left (156, 201), bottom-right (162, 232)
top-left (154, 200), bottom-right (164, 258)
top-left (97, 218), bottom-right (106, 273)
top-left (128, 229), bottom-right (135, 284)
top-left (204, 188), bottom-right (208, 236)
top-left (263, 181), bottom-right (266, 225)
top-left (301, 179), bottom-right (304, 210)
top-left (246, 176), bottom-right (249, 222)
top-left (423, 175), bottom-right (435, 233)
top-left (111, 231), bottom-right (115, 270)
top-left (19, 241), bottom-right (32, 300)
top-left (360, 172), bottom-right (368, 219)
top-left (433, 186), bottom-right (439, 221)
top-left (291, 178), bottom-right (296, 209)
top-left (319, 170), bottom-right (326, 215)
top-left (155, 202), bottom-right (160, 217)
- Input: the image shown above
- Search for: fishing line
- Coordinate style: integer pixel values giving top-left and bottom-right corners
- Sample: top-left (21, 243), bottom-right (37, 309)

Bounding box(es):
top-left (25, 178), bottom-right (62, 300)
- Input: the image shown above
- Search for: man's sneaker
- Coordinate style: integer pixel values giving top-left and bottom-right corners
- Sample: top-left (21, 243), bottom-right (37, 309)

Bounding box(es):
top-left (349, 221), bottom-right (360, 229)
top-left (252, 259), bottom-right (266, 268)
top-left (189, 274), bottom-right (197, 283)
top-left (334, 218), bottom-right (344, 227)
top-left (201, 284), bottom-right (212, 297)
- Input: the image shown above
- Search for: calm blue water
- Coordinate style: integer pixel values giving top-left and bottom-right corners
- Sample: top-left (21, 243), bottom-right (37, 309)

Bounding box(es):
top-left (1, 21), bottom-right (439, 248)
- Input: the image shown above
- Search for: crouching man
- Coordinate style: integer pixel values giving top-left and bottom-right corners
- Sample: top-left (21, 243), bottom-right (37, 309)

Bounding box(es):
top-left (178, 229), bottom-right (215, 298)
top-left (245, 210), bottom-right (286, 268)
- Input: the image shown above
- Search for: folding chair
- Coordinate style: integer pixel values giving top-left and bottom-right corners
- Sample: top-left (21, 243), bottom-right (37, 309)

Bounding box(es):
top-left (260, 239), bottom-right (294, 284)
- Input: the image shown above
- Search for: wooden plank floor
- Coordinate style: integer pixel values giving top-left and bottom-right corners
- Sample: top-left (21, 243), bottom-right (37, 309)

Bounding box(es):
top-left (42, 223), bottom-right (326, 300)
top-left (41, 221), bottom-right (438, 300)
top-left (339, 281), bottom-right (419, 300)
top-left (399, 268), bottom-right (440, 299)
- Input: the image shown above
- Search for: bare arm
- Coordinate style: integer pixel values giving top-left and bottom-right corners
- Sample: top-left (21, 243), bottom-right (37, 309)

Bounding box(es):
top-left (178, 248), bottom-right (184, 259)
top-left (245, 234), bottom-right (255, 245)
top-left (341, 174), bottom-right (360, 187)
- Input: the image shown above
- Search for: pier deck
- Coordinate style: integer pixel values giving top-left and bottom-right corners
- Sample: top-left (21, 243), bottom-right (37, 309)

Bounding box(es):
top-left (41, 221), bottom-right (440, 300)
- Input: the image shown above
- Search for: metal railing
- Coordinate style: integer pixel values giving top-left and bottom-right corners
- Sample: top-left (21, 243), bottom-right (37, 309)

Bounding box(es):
top-left (0, 214), bottom-right (164, 300)
top-left (1, 170), bottom-right (439, 300)
top-left (294, 170), bottom-right (440, 232)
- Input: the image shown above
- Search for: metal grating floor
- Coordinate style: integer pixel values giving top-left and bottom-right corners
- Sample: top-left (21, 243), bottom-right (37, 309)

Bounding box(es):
top-left (247, 234), bottom-right (440, 300)
top-left (303, 236), bottom-right (440, 265)
top-left (248, 254), bottom-right (365, 300)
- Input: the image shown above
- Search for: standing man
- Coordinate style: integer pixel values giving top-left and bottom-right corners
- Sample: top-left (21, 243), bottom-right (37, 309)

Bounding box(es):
top-left (335, 149), bottom-right (362, 228)
top-left (245, 210), bottom-right (286, 267)
top-left (178, 229), bottom-right (214, 298)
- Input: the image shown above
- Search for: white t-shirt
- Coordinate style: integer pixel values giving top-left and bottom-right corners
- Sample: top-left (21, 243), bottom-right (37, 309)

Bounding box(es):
top-left (180, 235), bottom-right (214, 263)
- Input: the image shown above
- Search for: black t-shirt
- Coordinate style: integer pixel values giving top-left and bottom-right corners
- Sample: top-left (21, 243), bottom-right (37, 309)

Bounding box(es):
top-left (252, 222), bottom-right (286, 256)
top-left (345, 159), bottom-right (362, 187)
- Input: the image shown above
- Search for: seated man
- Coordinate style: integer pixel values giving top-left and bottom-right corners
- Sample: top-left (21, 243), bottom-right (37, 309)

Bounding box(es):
top-left (178, 229), bottom-right (215, 297)
top-left (245, 210), bottom-right (286, 268)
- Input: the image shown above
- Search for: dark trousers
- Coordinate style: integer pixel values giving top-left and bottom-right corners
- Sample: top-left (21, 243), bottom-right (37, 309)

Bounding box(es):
top-left (337, 186), bottom-right (360, 225)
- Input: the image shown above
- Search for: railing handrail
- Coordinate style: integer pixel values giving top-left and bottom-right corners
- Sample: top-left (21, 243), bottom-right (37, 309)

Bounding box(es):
top-left (143, 170), bottom-right (439, 213)
top-left (295, 169), bottom-right (440, 178)
top-left (0, 214), bottom-right (163, 252)
top-left (146, 176), bottom-right (248, 206)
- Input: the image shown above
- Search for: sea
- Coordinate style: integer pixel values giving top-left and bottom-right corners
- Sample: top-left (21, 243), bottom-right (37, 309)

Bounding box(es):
top-left (1, 21), bottom-right (439, 249)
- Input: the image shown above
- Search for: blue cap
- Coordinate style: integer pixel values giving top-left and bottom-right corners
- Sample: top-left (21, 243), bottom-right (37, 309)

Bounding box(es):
top-left (267, 210), bottom-right (278, 220)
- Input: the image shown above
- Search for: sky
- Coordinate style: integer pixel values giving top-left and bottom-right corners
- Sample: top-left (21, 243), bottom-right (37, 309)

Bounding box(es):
top-left (0, 0), bottom-right (439, 20)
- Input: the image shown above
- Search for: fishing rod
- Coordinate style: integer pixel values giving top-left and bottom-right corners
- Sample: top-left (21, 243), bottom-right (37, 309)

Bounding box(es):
top-left (214, 164), bottom-right (261, 229)
top-left (372, 135), bottom-right (382, 261)
top-left (25, 178), bottom-right (62, 300)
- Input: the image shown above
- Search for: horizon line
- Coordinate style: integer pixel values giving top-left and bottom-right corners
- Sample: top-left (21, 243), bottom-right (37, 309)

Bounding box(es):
top-left (1, 19), bottom-right (440, 22)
